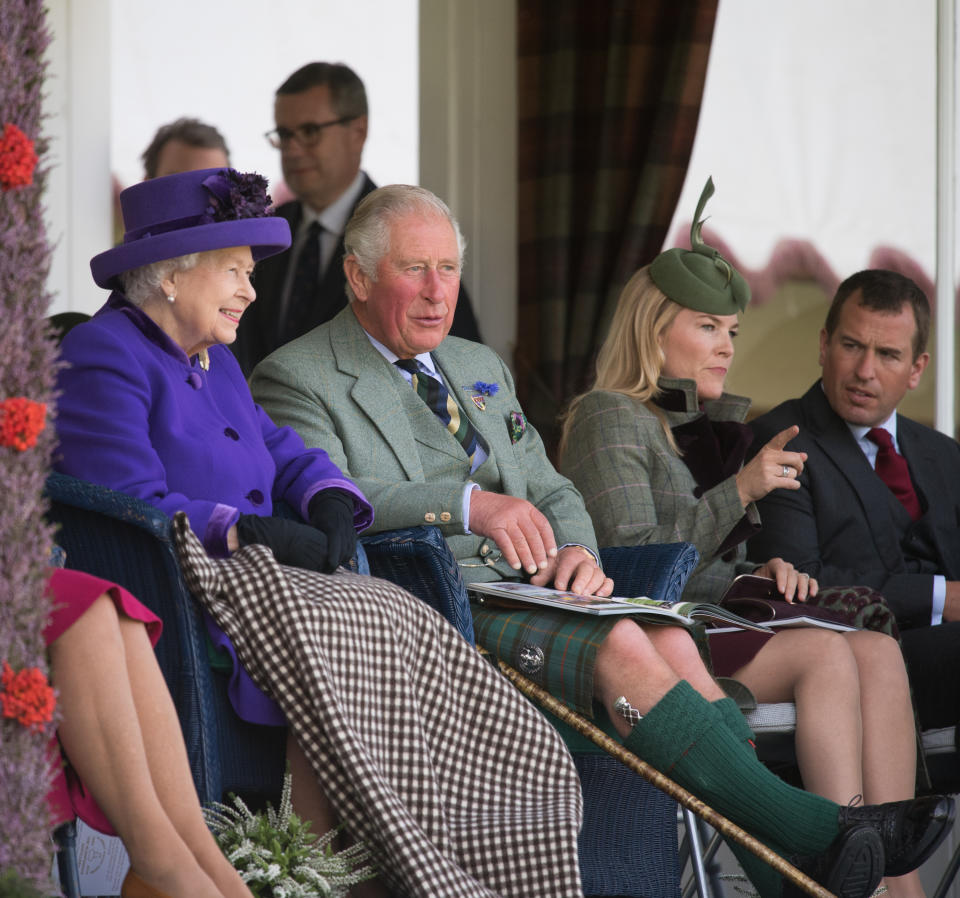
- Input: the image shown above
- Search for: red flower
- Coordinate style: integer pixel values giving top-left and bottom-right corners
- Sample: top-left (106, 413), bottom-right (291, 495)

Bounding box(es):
top-left (1, 661), bottom-right (56, 732)
top-left (0, 122), bottom-right (38, 190)
top-left (0, 398), bottom-right (46, 451)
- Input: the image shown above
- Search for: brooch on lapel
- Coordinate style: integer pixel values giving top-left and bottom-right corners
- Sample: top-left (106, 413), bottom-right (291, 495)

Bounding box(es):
top-left (509, 410), bottom-right (526, 444)
top-left (462, 381), bottom-right (499, 411)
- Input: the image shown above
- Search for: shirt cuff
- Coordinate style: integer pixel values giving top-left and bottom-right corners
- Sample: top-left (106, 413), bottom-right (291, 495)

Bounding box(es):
top-left (932, 574), bottom-right (946, 626)
top-left (462, 482), bottom-right (480, 533)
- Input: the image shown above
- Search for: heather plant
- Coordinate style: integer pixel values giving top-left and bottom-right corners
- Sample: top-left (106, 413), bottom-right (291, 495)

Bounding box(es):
top-left (0, 0), bottom-right (60, 890)
top-left (204, 773), bottom-right (377, 898)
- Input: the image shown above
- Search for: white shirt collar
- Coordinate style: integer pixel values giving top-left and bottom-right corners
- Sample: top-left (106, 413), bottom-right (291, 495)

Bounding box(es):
top-left (847, 408), bottom-right (897, 442)
top-left (363, 328), bottom-right (436, 374)
top-left (300, 170), bottom-right (367, 237)
top-left (847, 409), bottom-right (900, 458)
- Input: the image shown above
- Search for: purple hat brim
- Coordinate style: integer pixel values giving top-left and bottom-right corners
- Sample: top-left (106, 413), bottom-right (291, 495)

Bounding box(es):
top-left (90, 216), bottom-right (292, 290)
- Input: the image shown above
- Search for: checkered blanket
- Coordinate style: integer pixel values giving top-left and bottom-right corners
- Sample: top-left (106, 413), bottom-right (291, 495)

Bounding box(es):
top-left (172, 514), bottom-right (584, 897)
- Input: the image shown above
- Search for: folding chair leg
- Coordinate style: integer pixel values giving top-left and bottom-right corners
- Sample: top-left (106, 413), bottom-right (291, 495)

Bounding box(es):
top-left (682, 806), bottom-right (714, 898)
top-left (698, 819), bottom-right (729, 898)
top-left (932, 837), bottom-right (960, 898)
top-left (54, 820), bottom-right (82, 898)
top-left (682, 814), bottom-right (730, 898)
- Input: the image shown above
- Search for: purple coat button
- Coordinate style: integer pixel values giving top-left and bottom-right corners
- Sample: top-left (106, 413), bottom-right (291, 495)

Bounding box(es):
top-left (246, 489), bottom-right (264, 506)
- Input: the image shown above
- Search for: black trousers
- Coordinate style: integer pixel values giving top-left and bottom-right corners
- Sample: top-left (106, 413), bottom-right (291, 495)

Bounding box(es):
top-left (900, 620), bottom-right (960, 730)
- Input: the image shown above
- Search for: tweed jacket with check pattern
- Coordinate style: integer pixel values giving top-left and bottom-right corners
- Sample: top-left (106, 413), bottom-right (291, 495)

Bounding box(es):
top-left (560, 378), bottom-right (759, 604)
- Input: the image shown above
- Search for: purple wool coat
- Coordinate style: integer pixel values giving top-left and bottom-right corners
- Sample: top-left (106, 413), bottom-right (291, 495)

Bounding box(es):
top-left (55, 293), bottom-right (373, 724)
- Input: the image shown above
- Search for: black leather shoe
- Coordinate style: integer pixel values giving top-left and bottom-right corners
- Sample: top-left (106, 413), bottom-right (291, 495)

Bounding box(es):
top-left (838, 794), bottom-right (955, 877)
top-left (784, 824), bottom-right (883, 898)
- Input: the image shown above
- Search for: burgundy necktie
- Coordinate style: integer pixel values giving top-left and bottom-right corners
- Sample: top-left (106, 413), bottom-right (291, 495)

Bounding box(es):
top-left (866, 428), bottom-right (922, 521)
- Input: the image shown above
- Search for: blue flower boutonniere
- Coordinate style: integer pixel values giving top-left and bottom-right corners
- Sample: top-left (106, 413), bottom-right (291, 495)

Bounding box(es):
top-left (463, 381), bottom-right (499, 411)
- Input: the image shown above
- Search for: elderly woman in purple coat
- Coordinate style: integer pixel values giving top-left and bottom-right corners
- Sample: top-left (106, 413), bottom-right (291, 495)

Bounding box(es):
top-left (54, 169), bottom-right (584, 898)
top-left (56, 170), bottom-right (369, 729)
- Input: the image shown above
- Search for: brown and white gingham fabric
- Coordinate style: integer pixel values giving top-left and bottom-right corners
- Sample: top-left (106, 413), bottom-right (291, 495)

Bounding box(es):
top-left (171, 514), bottom-right (584, 898)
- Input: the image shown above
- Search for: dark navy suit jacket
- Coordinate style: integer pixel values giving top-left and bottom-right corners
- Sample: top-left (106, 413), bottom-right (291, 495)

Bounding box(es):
top-left (747, 381), bottom-right (960, 630)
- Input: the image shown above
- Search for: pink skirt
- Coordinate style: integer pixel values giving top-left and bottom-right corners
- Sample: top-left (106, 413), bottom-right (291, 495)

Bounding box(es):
top-left (45, 568), bottom-right (162, 835)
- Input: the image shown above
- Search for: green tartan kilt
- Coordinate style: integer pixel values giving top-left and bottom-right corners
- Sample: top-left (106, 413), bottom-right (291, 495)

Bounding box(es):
top-left (470, 602), bottom-right (619, 718)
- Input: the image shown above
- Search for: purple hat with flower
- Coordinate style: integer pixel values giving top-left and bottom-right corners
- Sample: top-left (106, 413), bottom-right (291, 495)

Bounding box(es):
top-left (90, 168), bottom-right (291, 289)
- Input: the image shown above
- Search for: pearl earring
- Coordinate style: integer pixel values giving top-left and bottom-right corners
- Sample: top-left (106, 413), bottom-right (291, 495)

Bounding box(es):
top-left (166, 294), bottom-right (175, 304)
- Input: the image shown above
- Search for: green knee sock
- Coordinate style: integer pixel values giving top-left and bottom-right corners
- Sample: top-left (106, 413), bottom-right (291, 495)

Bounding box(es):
top-left (713, 695), bottom-right (756, 746)
top-left (624, 681), bottom-right (838, 856)
top-left (712, 696), bottom-right (787, 896)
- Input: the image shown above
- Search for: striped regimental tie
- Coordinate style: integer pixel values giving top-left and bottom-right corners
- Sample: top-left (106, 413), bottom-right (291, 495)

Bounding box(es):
top-left (394, 358), bottom-right (488, 464)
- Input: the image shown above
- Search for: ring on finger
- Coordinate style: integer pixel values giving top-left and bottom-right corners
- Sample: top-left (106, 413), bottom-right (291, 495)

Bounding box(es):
top-left (781, 465), bottom-right (792, 477)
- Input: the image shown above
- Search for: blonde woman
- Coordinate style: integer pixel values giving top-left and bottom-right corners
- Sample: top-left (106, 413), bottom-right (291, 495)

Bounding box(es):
top-left (561, 180), bottom-right (936, 898)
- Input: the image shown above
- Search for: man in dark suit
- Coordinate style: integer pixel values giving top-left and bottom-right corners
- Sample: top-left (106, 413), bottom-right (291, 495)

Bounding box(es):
top-left (232, 62), bottom-right (480, 374)
top-left (748, 269), bottom-right (960, 732)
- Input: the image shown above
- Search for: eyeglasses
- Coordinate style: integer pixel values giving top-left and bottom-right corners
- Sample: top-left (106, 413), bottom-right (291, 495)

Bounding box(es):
top-left (264, 117), bottom-right (357, 149)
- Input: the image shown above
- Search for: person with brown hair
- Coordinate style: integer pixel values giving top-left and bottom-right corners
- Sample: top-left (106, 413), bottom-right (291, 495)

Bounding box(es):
top-left (748, 269), bottom-right (960, 745)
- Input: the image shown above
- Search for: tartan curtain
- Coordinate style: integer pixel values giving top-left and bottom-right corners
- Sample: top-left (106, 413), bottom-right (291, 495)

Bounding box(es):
top-left (516, 0), bottom-right (718, 450)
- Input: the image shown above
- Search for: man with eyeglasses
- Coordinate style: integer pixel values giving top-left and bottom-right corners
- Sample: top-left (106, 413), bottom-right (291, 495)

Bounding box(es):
top-left (232, 61), bottom-right (481, 375)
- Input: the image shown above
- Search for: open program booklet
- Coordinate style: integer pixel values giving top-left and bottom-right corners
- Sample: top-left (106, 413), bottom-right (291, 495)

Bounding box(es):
top-left (467, 581), bottom-right (773, 632)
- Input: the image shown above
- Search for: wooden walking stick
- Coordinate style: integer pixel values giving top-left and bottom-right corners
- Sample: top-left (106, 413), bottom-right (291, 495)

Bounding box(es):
top-left (493, 657), bottom-right (836, 898)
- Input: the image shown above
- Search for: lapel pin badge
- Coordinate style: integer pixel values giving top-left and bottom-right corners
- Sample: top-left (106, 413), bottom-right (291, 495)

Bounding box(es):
top-left (462, 380), bottom-right (498, 411)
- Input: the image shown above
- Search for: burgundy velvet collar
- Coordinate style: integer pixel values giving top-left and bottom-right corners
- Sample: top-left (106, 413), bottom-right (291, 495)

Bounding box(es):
top-left (655, 386), bottom-right (754, 497)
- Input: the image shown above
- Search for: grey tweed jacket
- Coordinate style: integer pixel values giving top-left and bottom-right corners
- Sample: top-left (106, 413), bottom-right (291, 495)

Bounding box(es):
top-left (251, 306), bottom-right (598, 582)
top-left (560, 378), bottom-right (759, 603)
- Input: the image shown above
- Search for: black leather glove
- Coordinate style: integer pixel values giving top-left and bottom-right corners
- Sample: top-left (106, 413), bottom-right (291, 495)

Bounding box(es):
top-left (307, 488), bottom-right (357, 571)
top-left (235, 514), bottom-right (330, 572)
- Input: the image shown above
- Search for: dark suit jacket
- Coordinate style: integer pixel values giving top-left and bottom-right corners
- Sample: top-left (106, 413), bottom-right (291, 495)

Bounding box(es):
top-left (232, 175), bottom-right (482, 375)
top-left (747, 381), bottom-right (960, 629)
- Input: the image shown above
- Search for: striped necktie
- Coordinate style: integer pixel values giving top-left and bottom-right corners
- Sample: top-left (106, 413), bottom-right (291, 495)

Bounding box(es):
top-left (394, 358), bottom-right (486, 462)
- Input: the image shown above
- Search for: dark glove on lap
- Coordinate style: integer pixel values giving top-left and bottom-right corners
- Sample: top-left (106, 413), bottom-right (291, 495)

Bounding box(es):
top-left (307, 488), bottom-right (357, 571)
top-left (235, 514), bottom-right (331, 572)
